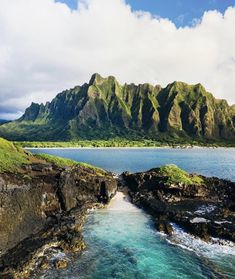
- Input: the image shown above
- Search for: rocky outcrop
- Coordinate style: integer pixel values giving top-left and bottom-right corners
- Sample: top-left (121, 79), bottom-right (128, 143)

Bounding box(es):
top-left (0, 163), bottom-right (117, 278)
top-left (58, 167), bottom-right (117, 211)
top-left (121, 166), bottom-right (235, 242)
top-left (0, 74), bottom-right (234, 142)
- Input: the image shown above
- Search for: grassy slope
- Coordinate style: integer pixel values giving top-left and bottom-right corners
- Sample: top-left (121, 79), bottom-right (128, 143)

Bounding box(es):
top-left (0, 137), bottom-right (107, 175)
top-left (158, 164), bottom-right (204, 185)
top-left (0, 137), bottom-right (30, 173)
top-left (34, 153), bottom-right (106, 175)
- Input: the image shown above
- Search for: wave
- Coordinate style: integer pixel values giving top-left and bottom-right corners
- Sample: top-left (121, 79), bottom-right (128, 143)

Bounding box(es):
top-left (166, 223), bottom-right (235, 258)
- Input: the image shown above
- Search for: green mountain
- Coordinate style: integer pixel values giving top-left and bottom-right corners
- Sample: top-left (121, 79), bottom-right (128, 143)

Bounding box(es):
top-left (0, 73), bottom-right (234, 142)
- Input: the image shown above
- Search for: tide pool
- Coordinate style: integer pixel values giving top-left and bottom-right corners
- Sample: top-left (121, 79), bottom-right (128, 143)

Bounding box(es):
top-left (29, 148), bottom-right (235, 278)
top-left (39, 192), bottom-right (235, 279)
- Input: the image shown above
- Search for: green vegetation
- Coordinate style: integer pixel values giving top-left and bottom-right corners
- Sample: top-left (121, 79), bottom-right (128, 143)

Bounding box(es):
top-left (0, 74), bottom-right (234, 144)
top-left (34, 153), bottom-right (107, 175)
top-left (0, 138), bottom-right (207, 184)
top-left (0, 137), bottom-right (30, 173)
top-left (0, 137), bottom-right (107, 175)
top-left (158, 164), bottom-right (204, 186)
top-left (77, 162), bottom-right (107, 176)
top-left (14, 137), bottom-right (235, 148)
top-left (34, 153), bottom-right (78, 167)
top-left (15, 139), bottom-right (164, 148)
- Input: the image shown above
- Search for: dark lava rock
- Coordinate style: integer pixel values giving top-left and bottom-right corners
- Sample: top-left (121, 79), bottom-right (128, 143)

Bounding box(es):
top-left (122, 168), bottom-right (235, 242)
top-left (58, 166), bottom-right (117, 211)
top-left (0, 165), bottom-right (117, 278)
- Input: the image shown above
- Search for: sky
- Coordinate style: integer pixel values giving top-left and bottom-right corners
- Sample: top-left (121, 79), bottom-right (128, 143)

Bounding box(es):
top-left (58, 0), bottom-right (235, 27)
top-left (0, 0), bottom-right (235, 120)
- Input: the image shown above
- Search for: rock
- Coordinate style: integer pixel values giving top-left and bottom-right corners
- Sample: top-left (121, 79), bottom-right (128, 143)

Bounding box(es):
top-left (155, 217), bottom-right (173, 235)
top-left (54, 259), bottom-right (68, 269)
top-left (122, 166), bottom-right (235, 242)
top-left (0, 163), bottom-right (117, 278)
top-left (0, 174), bottom-right (59, 254)
top-left (58, 166), bottom-right (117, 211)
top-left (69, 238), bottom-right (86, 253)
top-left (39, 258), bottom-right (50, 270)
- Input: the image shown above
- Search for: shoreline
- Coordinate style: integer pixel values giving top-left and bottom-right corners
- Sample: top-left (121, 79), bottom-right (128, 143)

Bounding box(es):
top-left (24, 146), bottom-right (235, 150)
top-left (107, 191), bottom-right (140, 212)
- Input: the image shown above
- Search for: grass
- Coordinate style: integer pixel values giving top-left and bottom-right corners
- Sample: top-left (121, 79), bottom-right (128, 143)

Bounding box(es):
top-left (158, 164), bottom-right (204, 186)
top-left (0, 137), bottom-right (107, 175)
top-left (34, 153), bottom-right (78, 167)
top-left (34, 153), bottom-right (107, 175)
top-left (0, 137), bottom-right (30, 173)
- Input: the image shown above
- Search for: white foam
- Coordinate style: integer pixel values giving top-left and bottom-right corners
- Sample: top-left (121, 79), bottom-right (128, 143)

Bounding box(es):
top-left (107, 192), bottom-right (140, 212)
top-left (194, 205), bottom-right (216, 215)
top-left (190, 217), bottom-right (210, 223)
top-left (167, 224), bottom-right (235, 258)
top-left (50, 250), bottom-right (67, 260)
top-left (214, 220), bottom-right (232, 225)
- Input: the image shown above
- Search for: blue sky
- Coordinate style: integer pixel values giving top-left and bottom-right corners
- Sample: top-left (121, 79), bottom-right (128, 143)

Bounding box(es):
top-left (57, 0), bottom-right (235, 26)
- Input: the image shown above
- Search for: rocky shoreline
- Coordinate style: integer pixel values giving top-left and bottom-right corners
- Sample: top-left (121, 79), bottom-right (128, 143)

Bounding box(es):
top-left (0, 163), bottom-right (117, 278)
top-left (121, 166), bottom-right (235, 243)
top-left (0, 151), bottom-right (234, 278)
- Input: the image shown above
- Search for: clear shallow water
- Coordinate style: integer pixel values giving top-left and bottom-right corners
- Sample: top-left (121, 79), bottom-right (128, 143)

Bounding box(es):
top-left (29, 148), bottom-right (235, 279)
top-left (28, 147), bottom-right (235, 180)
top-left (39, 193), bottom-right (235, 279)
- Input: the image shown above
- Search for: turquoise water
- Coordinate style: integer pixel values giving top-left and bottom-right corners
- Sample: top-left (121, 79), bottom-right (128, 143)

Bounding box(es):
top-left (29, 148), bottom-right (235, 279)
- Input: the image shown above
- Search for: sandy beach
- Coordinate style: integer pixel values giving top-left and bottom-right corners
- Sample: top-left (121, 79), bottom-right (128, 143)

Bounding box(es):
top-left (107, 191), bottom-right (140, 212)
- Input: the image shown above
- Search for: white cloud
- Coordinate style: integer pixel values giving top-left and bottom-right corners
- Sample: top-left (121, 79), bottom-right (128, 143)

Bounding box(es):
top-left (0, 0), bottom-right (235, 119)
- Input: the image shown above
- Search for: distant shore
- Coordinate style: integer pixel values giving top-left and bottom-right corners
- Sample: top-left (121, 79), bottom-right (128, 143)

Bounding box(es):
top-left (15, 140), bottom-right (235, 149)
top-left (24, 146), bottom-right (234, 150)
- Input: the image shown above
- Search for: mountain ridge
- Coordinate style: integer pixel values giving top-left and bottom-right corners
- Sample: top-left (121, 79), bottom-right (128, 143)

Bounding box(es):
top-left (0, 73), bottom-right (234, 142)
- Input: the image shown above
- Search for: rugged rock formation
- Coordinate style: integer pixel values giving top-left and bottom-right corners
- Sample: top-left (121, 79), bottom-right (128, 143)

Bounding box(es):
top-left (0, 74), bottom-right (234, 142)
top-left (121, 165), bottom-right (235, 242)
top-left (0, 139), bottom-right (117, 278)
top-left (1, 137), bottom-right (235, 277)
top-left (58, 166), bottom-right (117, 210)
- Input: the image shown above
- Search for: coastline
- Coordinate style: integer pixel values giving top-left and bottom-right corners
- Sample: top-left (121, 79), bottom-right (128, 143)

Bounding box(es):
top-left (1, 138), bottom-right (234, 278)
top-left (24, 146), bottom-right (235, 150)
top-left (107, 191), bottom-right (140, 212)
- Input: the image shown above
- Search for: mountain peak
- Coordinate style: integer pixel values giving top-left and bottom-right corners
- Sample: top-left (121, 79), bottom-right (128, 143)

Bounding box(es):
top-left (89, 73), bottom-right (104, 85)
top-left (89, 73), bottom-right (118, 86)
top-left (0, 75), bottom-right (234, 142)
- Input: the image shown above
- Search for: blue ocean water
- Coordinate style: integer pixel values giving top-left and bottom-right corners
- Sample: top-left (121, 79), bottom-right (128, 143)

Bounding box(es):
top-left (29, 148), bottom-right (235, 279)
top-left (28, 147), bottom-right (235, 180)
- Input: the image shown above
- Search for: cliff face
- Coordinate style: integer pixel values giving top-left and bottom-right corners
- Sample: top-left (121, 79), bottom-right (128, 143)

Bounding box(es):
top-left (0, 138), bottom-right (117, 278)
top-left (0, 165), bottom-right (117, 255)
top-left (0, 74), bottom-right (234, 142)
